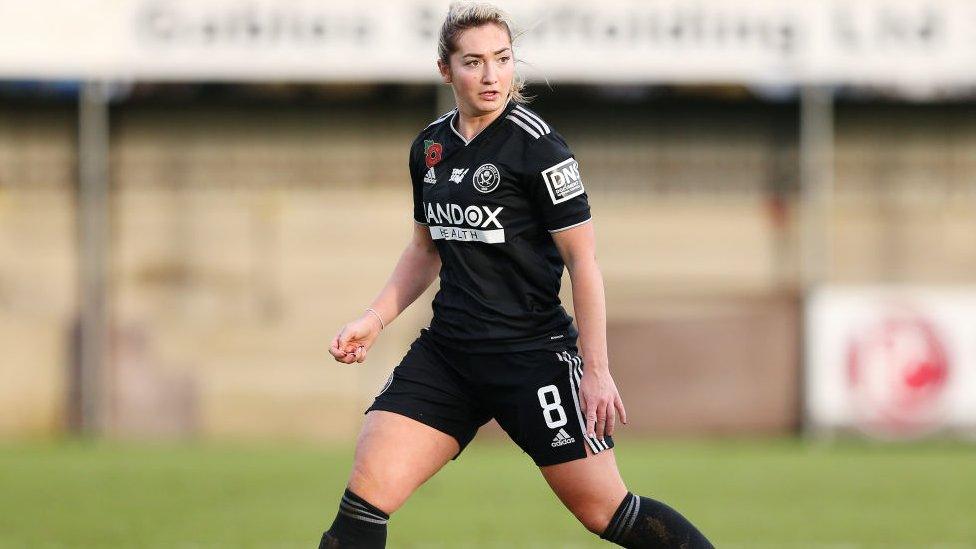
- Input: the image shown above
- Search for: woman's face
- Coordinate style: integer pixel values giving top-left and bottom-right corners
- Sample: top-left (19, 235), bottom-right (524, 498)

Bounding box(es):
top-left (439, 23), bottom-right (514, 117)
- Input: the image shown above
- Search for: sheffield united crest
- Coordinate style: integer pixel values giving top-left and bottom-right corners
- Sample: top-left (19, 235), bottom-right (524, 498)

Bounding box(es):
top-left (472, 163), bottom-right (500, 194)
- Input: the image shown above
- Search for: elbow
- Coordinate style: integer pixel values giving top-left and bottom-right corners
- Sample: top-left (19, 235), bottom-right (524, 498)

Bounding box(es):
top-left (411, 237), bottom-right (439, 262)
top-left (417, 238), bottom-right (438, 257)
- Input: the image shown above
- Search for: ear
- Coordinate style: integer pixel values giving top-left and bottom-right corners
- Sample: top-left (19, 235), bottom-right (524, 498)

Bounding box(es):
top-left (437, 59), bottom-right (452, 84)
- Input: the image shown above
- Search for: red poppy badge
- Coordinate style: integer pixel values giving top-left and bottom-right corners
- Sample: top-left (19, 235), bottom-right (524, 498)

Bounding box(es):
top-left (424, 140), bottom-right (443, 168)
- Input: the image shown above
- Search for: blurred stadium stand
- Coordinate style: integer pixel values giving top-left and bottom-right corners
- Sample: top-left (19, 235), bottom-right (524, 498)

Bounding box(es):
top-left (2, 0), bottom-right (976, 441)
top-left (2, 84), bottom-right (974, 439)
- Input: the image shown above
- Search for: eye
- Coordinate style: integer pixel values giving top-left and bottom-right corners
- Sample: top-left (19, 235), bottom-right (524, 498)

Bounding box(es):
top-left (498, 56), bottom-right (511, 64)
top-left (466, 59), bottom-right (480, 67)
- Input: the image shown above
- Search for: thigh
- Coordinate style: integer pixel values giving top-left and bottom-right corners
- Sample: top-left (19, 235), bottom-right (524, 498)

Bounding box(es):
top-left (540, 448), bottom-right (628, 533)
top-left (488, 348), bottom-right (614, 467)
top-left (367, 331), bottom-right (490, 455)
top-left (482, 347), bottom-right (626, 532)
top-left (348, 410), bottom-right (459, 515)
top-left (351, 332), bottom-right (489, 514)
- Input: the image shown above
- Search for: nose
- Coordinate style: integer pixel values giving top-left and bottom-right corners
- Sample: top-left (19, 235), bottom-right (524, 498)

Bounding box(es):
top-left (482, 61), bottom-right (497, 84)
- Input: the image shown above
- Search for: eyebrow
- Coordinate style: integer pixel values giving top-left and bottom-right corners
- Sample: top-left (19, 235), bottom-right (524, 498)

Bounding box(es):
top-left (462, 47), bottom-right (511, 59)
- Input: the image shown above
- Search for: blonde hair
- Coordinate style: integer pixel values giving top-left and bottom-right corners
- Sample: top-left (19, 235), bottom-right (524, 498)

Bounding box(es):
top-left (437, 2), bottom-right (531, 104)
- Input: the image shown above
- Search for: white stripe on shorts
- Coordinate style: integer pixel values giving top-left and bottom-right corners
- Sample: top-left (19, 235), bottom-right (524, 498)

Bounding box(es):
top-left (571, 355), bottom-right (609, 450)
top-left (559, 351), bottom-right (603, 455)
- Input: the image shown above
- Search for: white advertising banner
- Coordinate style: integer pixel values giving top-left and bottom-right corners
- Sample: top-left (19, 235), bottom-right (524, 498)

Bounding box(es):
top-left (806, 287), bottom-right (976, 439)
top-left (0, 0), bottom-right (975, 84)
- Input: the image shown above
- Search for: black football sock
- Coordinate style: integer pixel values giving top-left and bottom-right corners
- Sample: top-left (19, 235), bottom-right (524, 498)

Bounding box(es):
top-left (319, 488), bottom-right (389, 548)
top-left (600, 492), bottom-right (714, 548)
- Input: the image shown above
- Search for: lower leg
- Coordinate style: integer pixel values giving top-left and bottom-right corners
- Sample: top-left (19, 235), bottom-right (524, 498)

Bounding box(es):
top-left (600, 492), bottom-right (714, 549)
top-left (541, 449), bottom-right (712, 549)
top-left (319, 411), bottom-right (460, 548)
top-left (319, 489), bottom-right (389, 549)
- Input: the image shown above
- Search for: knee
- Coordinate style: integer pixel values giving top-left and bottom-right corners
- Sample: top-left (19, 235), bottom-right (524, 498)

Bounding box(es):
top-left (347, 462), bottom-right (404, 515)
top-left (568, 499), bottom-right (617, 535)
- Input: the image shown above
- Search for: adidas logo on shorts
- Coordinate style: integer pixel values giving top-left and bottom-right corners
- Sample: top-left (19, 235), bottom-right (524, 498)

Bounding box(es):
top-left (551, 427), bottom-right (576, 448)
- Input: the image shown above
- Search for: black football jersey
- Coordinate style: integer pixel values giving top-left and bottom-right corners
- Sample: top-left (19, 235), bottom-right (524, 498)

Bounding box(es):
top-left (409, 99), bottom-right (592, 353)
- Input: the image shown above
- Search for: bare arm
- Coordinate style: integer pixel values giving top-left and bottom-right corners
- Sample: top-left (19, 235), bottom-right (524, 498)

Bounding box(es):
top-left (329, 222), bottom-right (440, 364)
top-left (552, 220), bottom-right (627, 441)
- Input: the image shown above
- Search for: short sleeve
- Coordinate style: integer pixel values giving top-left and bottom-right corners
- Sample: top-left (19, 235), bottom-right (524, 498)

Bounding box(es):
top-left (409, 135), bottom-right (427, 225)
top-left (523, 133), bottom-right (592, 232)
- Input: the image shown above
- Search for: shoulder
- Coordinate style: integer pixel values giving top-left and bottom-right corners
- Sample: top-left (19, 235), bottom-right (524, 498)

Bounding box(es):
top-left (410, 107), bottom-right (457, 157)
top-left (503, 105), bottom-right (574, 172)
top-left (416, 108), bottom-right (456, 139)
top-left (504, 103), bottom-right (557, 142)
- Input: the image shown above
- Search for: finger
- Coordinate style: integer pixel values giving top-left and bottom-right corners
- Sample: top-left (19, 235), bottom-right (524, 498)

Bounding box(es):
top-left (585, 401), bottom-right (597, 439)
top-left (595, 401), bottom-right (608, 440)
top-left (341, 336), bottom-right (363, 353)
top-left (336, 326), bottom-right (353, 347)
top-left (338, 345), bottom-right (357, 363)
top-left (355, 345), bottom-right (366, 363)
top-left (606, 406), bottom-right (616, 437)
top-left (329, 343), bottom-right (348, 361)
top-left (615, 394), bottom-right (628, 425)
top-left (329, 334), bottom-right (345, 357)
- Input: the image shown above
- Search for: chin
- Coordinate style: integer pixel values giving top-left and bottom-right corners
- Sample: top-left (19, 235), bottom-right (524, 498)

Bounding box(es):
top-left (472, 96), bottom-right (504, 112)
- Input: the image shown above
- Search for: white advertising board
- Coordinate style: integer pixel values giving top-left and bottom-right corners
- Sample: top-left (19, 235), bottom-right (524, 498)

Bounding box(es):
top-left (806, 287), bottom-right (976, 439)
top-left (0, 0), bottom-right (975, 85)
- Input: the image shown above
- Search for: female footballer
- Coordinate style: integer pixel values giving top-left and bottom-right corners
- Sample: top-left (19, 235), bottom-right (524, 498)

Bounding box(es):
top-left (320, 3), bottom-right (713, 548)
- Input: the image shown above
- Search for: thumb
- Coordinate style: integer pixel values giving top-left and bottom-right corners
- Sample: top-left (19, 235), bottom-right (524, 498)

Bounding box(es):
top-left (337, 325), bottom-right (358, 348)
top-left (341, 319), bottom-right (375, 346)
top-left (352, 319), bottom-right (377, 341)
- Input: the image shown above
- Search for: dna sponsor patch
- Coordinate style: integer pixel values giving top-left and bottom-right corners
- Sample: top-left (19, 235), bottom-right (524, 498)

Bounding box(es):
top-left (541, 158), bottom-right (584, 204)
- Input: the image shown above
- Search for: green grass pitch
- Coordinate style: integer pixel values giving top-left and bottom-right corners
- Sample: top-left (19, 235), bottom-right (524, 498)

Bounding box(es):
top-left (1, 437), bottom-right (974, 548)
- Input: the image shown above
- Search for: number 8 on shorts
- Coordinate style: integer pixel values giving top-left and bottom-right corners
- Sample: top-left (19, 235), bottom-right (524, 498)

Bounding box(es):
top-left (537, 384), bottom-right (568, 429)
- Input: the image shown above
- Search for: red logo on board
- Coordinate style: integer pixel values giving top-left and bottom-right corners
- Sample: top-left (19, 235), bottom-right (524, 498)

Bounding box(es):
top-left (846, 308), bottom-right (950, 438)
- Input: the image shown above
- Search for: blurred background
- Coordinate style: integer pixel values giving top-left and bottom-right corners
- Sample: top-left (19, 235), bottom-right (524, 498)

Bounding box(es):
top-left (1, 0), bottom-right (975, 547)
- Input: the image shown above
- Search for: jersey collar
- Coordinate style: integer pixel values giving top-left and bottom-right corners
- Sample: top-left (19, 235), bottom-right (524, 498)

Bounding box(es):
top-left (448, 98), bottom-right (517, 147)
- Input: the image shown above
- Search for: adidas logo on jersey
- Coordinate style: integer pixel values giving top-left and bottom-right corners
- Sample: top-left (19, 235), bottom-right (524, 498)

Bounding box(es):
top-left (551, 428), bottom-right (576, 447)
top-left (424, 166), bottom-right (437, 185)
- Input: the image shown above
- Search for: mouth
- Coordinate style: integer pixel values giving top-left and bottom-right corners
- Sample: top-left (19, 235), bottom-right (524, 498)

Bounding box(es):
top-left (479, 91), bottom-right (500, 100)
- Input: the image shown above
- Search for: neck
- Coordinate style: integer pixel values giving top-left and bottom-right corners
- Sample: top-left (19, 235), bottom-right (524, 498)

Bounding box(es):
top-left (455, 99), bottom-right (509, 142)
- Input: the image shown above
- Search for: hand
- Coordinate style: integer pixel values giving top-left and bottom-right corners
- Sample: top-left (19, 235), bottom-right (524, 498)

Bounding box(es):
top-left (579, 366), bottom-right (627, 441)
top-left (329, 313), bottom-right (383, 364)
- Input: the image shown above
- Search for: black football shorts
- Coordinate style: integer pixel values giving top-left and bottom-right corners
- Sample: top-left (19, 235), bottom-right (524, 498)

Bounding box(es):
top-left (366, 328), bottom-right (614, 466)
